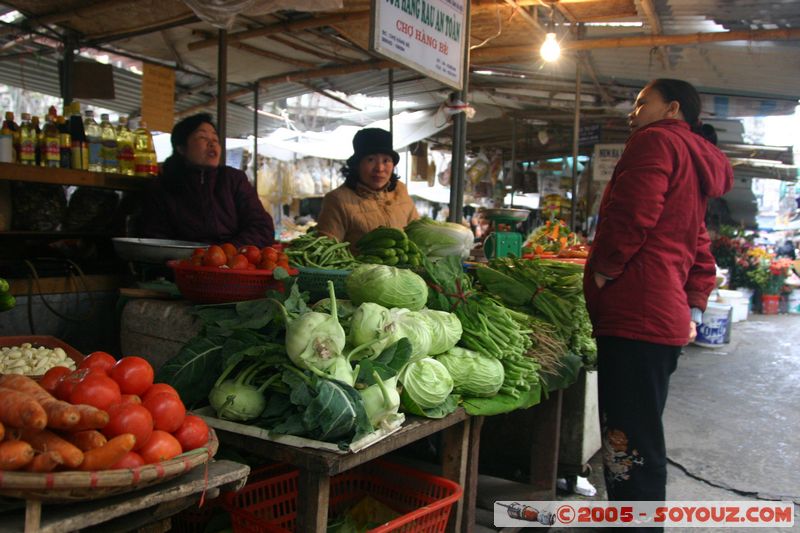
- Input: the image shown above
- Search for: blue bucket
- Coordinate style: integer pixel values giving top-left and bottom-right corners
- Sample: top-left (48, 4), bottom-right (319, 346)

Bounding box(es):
top-left (693, 302), bottom-right (732, 348)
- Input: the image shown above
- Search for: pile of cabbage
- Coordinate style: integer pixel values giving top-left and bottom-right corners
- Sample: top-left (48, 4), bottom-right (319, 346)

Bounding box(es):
top-left (344, 264), bottom-right (505, 416)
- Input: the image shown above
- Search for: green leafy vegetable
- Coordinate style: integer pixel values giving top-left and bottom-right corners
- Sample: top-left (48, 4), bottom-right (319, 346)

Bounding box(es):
top-left (405, 217), bottom-right (474, 259)
top-left (346, 264), bottom-right (428, 311)
top-left (399, 357), bottom-right (453, 409)
top-left (435, 347), bottom-right (504, 397)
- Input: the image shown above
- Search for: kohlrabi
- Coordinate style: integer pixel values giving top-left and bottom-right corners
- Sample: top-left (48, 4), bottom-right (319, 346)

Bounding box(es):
top-left (358, 371), bottom-right (403, 430)
top-left (277, 280), bottom-right (355, 385)
top-left (209, 361), bottom-right (278, 422)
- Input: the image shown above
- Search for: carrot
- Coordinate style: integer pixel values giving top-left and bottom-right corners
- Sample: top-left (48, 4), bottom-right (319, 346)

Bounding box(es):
top-left (64, 430), bottom-right (107, 451)
top-left (25, 450), bottom-right (64, 473)
top-left (68, 404), bottom-right (110, 431)
top-left (0, 387), bottom-right (47, 430)
top-left (19, 428), bottom-right (84, 468)
top-left (0, 439), bottom-right (35, 470)
top-left (0, 374), bottom-right (79, 429)
top-left (79, 433), bottom-right (136, 471)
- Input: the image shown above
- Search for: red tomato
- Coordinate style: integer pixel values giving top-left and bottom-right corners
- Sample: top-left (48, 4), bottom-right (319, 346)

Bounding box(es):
top-left (79, 351), bottom-right (117, 374)
top-left (103, 404), bottom-right (153, 451)
top-left (109, 356), bottom-right (154, 396)
top-left (39, 366), bottom-right (72, 394)
top-left (110, 451), bottom-right (145, 470)
top-left (227, 253), bottom-right (249, 270)
top-left (246, 262), bottom-right (256, 270)
top-left (172, 415), bottom-right (209, 452)
top-left (118, 394), bottom-right (142, 406)
top-left (142, 383), bottom-right (180, 403)
top-left (261, 247), bottom-right (278, 262)
top-left (203, 245), bottom-right (227, 267)
top-left (190, 255), bottom-right (204, 266)
top-left (54, 368), bottom-right (95, 401)
top-left (239, 245), bottom-right (262, 265)
top-left (257, 258), bottom-right (276, 271)
top-left (138, 430), bottom-right (182, 464)
top-left (70, 374), bottom-right (122, 411)
top-left (221, 242), bottom-right (238, 259)
top-left (192, 247), bottom-right (206, 257)
top-left (142, 392), bottom-right (186, 433)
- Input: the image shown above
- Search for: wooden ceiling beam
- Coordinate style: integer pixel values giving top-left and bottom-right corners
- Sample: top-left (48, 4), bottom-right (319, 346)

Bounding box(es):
top-left (187, 11), bottom-right (370, 51)
top-left (86, 14), bottom-right (198, 43)
top-left (299, 82), bottom-right (363, 111)
top-left (266, 35), bottom-right (343, 64)
top-left (230, 41), bottom-right (316, 69)
top-left (177, 59), bottom-right (394, 118)
top-left (638, 0), bottom-right (668, 70)
top-left (29, 0), bottom-right (128, 26)
top-left (502, 0), bottom-right (545, 35)
top-left (472, 27), bottom-right (800, 61)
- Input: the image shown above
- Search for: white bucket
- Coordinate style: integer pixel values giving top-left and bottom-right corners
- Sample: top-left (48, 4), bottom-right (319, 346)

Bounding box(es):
top-left (788, 291), bottom-right (800, 314)
top-left (718, 289), bottom-right (749, 322)
top-left (736, 287), bottom-right (755, 311)
top-left (693, 302), bottom-right (732, 348)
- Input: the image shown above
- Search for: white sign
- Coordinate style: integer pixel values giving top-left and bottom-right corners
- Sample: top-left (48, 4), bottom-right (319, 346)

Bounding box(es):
top-left (592, 143), bottom-right (625, 183)
top-left (371, 0), bottom-right (467, 90)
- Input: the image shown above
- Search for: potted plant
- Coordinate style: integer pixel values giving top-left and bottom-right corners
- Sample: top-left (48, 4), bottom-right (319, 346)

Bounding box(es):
top-left (747, 257), bottom-right (793, 314)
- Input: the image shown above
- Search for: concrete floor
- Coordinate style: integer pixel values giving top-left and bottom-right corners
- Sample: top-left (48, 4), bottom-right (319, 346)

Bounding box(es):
top-left (547, 314), bottom-right (800, 532)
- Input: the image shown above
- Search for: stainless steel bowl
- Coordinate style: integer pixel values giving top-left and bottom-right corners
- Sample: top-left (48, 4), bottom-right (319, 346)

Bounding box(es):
top-left (482, 208), bottom-right (530, 222)
top-left (112, 238), bottom-right (208, 264)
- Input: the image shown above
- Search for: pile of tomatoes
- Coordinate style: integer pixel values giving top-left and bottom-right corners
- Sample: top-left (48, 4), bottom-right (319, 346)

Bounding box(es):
top-left (40, 352), bottom-right (209, 468)
top-left (184, 244), bottom-right (290, 271)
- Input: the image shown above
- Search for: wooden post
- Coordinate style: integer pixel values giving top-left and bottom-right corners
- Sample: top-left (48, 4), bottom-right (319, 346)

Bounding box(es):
top-left (448, 1), bottom-right (471, 224)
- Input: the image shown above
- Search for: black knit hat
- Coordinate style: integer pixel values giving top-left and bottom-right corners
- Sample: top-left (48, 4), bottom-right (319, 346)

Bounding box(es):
top-left (346, 128), bottom-right (400, 167)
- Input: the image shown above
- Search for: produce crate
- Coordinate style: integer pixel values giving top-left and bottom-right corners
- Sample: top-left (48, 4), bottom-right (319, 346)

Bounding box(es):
top-left (168, 260), bottom-right (298, 304)
top-left (296, 266), bottom-right (351, 300)
top-left (223, 459), bottom-right (462, 533)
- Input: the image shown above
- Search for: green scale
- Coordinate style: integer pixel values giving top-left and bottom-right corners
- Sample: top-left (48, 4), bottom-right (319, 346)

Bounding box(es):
top-left (482, 208), bottom-right (529, 259)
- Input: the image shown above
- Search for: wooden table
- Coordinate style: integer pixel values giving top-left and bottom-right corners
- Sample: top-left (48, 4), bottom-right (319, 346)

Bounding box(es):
top-left (217, 409), bottom-right (474, 533)
top-left (0, 460), bottom-right (249, 533)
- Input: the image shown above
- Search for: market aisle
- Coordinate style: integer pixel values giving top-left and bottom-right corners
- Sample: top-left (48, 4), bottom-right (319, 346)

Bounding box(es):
top-left (663, 314), bottom-right (799, 506)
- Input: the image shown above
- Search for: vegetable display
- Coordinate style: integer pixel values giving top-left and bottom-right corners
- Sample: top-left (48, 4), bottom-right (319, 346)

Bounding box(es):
top-left (287, 232), bottom-right (360, 270)
top-left (435, 347), bottom-right (504, 397)
top-left (0, 355), bottom-right (210, 473)
top-left (405, 218), bottom-right (474, 259)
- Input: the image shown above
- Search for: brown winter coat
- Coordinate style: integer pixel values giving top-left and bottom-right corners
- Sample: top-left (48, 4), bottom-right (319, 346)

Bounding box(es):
top-left (316, 181), bottom-right (419, 249)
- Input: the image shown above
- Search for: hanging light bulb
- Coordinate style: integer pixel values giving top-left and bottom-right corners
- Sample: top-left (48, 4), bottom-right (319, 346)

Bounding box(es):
top-left (540, 1), bottom-right (561, 62)
top-left (540, 32), bottom-right (560, 62)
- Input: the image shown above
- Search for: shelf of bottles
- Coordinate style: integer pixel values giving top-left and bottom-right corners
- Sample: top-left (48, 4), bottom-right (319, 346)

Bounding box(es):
top-left (0, 104), bottom-right (158, 192)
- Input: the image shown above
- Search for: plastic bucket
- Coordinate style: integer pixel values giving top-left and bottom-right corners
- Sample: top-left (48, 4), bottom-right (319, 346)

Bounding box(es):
top-left (787, 291), bottom-right (800, 314)
top-left (694, 302), bottom-right (732, 348)
top-left (717, 289), bottom-right (749, 322)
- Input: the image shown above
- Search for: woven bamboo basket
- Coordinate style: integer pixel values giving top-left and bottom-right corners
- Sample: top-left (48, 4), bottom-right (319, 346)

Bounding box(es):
top-left (0, 429), bottom-right (218, 502)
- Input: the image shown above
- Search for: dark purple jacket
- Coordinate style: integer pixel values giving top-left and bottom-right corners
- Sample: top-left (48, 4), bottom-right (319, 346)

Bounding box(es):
top-left (139, 164), bottom-right (274, 248)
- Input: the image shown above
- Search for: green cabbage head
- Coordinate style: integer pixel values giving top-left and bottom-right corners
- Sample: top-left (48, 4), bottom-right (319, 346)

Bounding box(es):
top-left (405, 217), bottom-right (474, 259)
top-left (419, 309), bottom-right (462, 355)
top-left (346, 264), bottom-right (428, 311)
top-left (435, 347), bottom-right (504, 397)
top-left (400, 357), bottom-right (453, 409)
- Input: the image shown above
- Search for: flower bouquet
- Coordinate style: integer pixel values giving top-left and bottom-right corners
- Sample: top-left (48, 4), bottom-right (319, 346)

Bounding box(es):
top-left (747, 257), bottom-right (793, 314)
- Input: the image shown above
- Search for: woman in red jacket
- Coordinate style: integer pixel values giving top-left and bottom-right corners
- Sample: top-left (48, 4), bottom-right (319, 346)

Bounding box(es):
top-left (584, 79), bottom-right (733, 510)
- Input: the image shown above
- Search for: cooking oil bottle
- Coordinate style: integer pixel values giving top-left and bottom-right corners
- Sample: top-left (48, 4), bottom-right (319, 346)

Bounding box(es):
top-left (56, 115), bottom-right (71, 169)
top-left (133, 121), bottom-right (158, 177)
top-left (99, 113), bottom-right (118, 173)
top-left (116, 116), bottom-right (135, 176)
top-left (67, 102), bottom-right (88, 170)
top-left (42, 115), bottom-right (61, 168)
top-left (18, 113), bottom-right (36, 165)
top-left (84, 109), bottom-right (102, 172)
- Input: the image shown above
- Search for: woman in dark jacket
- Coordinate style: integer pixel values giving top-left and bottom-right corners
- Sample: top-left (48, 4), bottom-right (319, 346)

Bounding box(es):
top-left (584, 79), bottom-right (733, 513)
top-left (139, 113), bottom-right (274, 247)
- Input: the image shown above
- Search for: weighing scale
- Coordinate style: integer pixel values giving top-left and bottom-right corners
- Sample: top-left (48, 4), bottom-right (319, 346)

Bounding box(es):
top-left (482, 208), bottom-right (529, 259)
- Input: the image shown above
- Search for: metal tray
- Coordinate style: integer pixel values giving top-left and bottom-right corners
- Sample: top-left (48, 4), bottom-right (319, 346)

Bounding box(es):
top-left (112, 238), bottom-right (207, 264)
top-left (483, 208), bottom-right (530, 222)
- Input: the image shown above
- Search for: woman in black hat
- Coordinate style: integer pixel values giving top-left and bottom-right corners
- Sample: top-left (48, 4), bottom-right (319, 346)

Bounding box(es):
top-left (316, 127), bottom-right (419, 248)
top-left (139, 113), bottom-right (275, 247)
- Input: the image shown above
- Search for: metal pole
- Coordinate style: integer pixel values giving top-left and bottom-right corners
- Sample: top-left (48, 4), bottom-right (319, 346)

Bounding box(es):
top-left (510, 118), bottom-right (517, 206)
top-left (570, 55), bottom-right (582, 230)
top-left (388, 68), bottom-right (394, 134)
top-left (217, 29), bottom-right (228, 155)
top-left (253, 83), bottom-right (259, 183)
top-left (448, 1), bottom-right (471, 224)
top-left (61, 34), bottom-right (76, 104)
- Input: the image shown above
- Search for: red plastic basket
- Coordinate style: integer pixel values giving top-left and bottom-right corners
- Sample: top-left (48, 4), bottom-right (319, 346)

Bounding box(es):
top-left (223, 460), bottom-right (463, 533)
top-left (168, 260), bottom-right (298, 304)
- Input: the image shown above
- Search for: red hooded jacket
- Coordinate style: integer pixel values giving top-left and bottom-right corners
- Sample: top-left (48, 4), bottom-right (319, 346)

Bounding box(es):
top-left (584, 119), bottom-right (734, 346)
